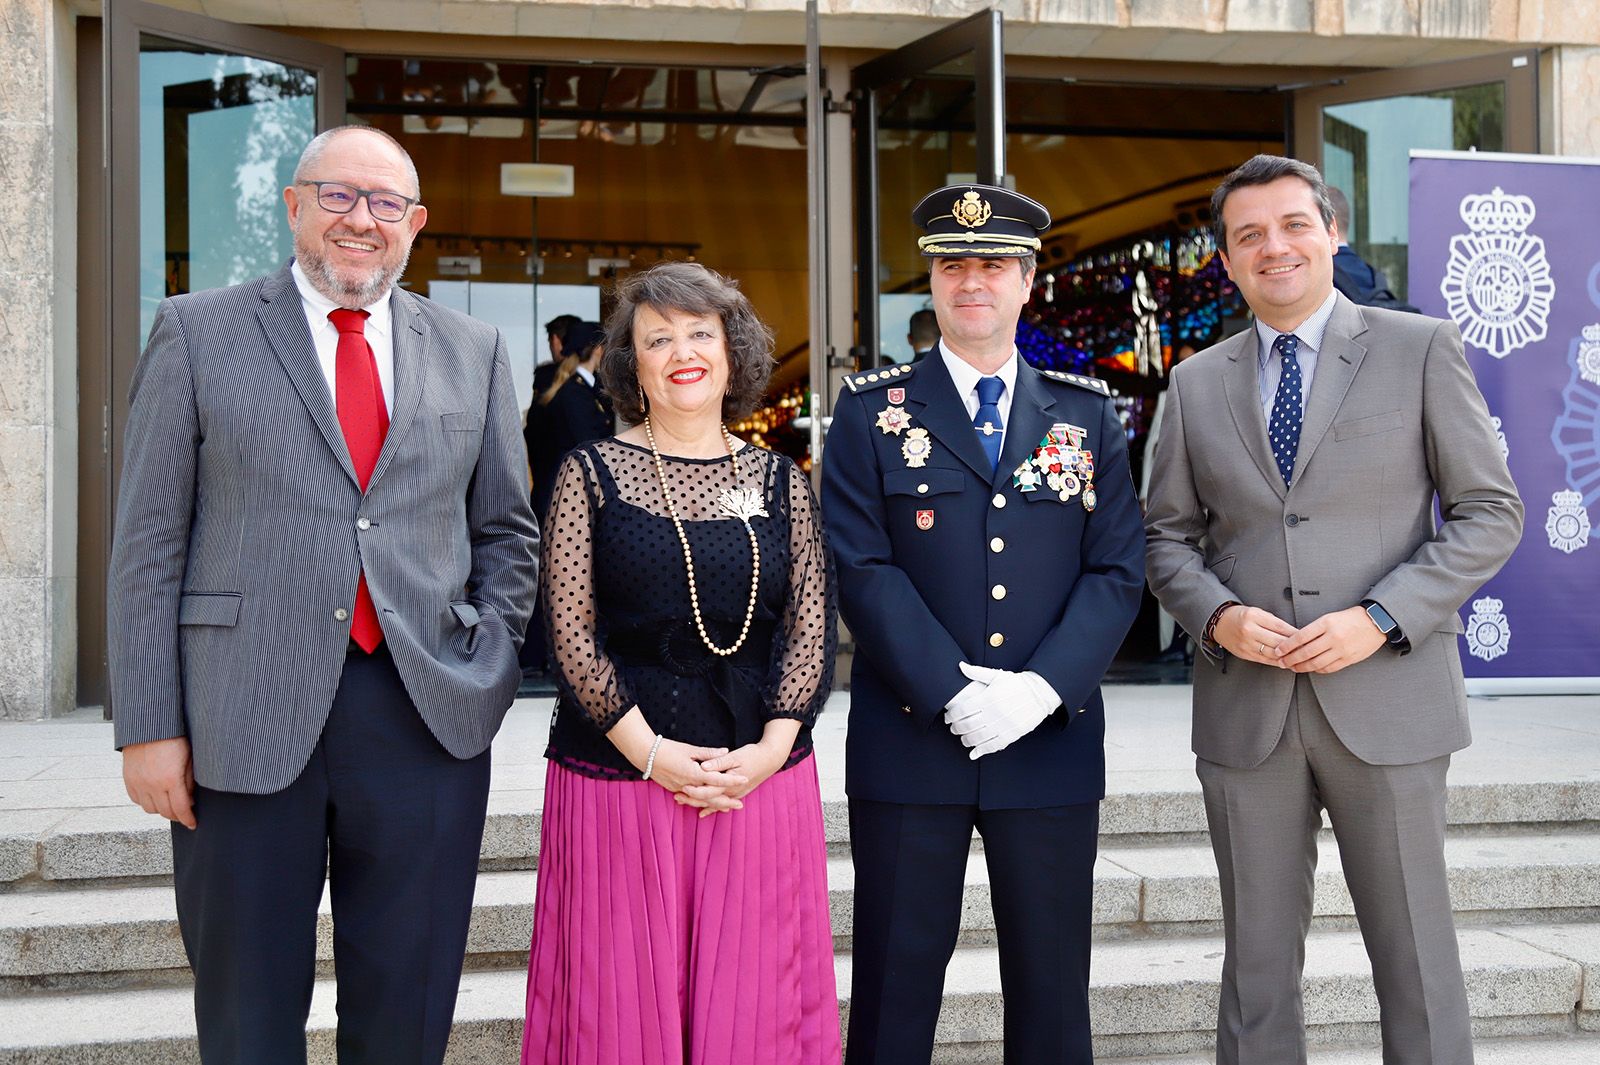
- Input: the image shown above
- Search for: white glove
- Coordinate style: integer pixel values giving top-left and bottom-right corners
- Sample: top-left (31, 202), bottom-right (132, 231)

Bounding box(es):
top-left (941, 662), bottom-right (1060, 759)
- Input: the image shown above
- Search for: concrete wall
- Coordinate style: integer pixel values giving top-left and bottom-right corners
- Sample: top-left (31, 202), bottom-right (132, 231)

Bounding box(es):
top-left (0, 0), bottom-right (76, 719)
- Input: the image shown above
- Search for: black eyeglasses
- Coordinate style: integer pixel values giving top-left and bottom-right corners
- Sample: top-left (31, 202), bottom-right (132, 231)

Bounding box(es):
top-left (297, 181), bottom-right (418, 223)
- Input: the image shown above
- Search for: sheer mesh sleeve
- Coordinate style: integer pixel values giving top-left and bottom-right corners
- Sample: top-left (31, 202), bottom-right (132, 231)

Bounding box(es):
top-left (542, 448), bottom-right (635, 732)
top-left (763, 457), bottom-right (837, 726)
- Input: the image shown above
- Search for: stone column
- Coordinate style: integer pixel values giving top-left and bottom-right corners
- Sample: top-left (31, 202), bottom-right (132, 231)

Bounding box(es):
top-left (0, 0), bottom-right (76, 719)
top-left (1555, 46), bottom-right (1600, 158)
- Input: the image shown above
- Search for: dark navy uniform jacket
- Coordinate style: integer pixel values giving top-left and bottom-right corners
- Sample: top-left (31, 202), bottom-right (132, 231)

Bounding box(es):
top-left (821, 351), bottom-right (1144, 809)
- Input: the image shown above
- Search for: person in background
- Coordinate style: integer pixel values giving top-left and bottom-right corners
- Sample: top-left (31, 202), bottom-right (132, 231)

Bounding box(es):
top-left (1327, 186), bottom-right (1419, 312)
top-left (520, 311), bottom-right (589, 684)
top-left (908, 306), bottom-right (940, 362)
top-left (528, 320), bottom-right (610, 525)
top-left (1145, 154), bottom-right (1522, 1065)
top-left (110, 125), bottom-right (537, 1064)
top-left (522, 260), bottom-right (841, 1065)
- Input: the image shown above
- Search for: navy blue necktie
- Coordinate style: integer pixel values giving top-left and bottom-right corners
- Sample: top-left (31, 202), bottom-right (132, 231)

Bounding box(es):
top-left (974, 376), bottom-right (1005, 473)
top-left (1268, 333), bottom-right (1303, 487)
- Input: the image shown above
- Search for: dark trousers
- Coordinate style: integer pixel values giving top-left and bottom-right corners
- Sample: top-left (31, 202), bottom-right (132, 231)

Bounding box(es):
top-left (845, 798), bottom-right (1100, 1065)
top-left (171, 645), bottom-right (492, 1065)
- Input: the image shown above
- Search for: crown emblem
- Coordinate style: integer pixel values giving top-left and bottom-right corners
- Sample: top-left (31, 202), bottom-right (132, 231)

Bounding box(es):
top-left (1584, 323), bottom-right (1600, 342)
top-left (952, 190), bottom-right (992, 229)
top-left (1472, 596), bottom-right (1504, 615)
top-left (1554, 490), bottom-right (1583, 508)
top-left (1458, 187), bottom-right (1537, 234)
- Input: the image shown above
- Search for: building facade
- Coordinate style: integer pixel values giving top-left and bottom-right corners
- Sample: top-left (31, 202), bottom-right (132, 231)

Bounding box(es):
top-left (4, 0), bottom-right (1599, 718)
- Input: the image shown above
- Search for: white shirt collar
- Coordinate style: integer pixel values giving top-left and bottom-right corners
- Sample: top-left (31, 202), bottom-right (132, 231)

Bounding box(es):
top-left (939, 340), bottom-right (1019, 403)
top-left (291, 259), bottom-right (393, 339)
top-left (576, 366), bottom-right (596, 387)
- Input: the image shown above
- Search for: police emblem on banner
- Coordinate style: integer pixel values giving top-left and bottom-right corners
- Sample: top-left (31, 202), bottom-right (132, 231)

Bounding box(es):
top-left (1491, 415), bottom-right (1509, 461)
top-left (1554, 328), bottom-right (1600, 511)
top-left (1439, 187), bottom-right (1555, 359)
top-left (1578, 323), bottom-right (1600, 388)
top-left (1465, 596), bottom-right (1512, 662)
top-left (1546, 490), bottom-right (1591, 554)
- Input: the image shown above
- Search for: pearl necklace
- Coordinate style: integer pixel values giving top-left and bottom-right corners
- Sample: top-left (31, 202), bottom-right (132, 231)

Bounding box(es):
top-left (644, 415), bottom-right (768, 657)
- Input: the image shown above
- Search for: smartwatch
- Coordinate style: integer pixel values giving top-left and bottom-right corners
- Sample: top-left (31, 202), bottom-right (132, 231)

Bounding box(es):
top-left (1360, 599), bottom-right (1410, 654)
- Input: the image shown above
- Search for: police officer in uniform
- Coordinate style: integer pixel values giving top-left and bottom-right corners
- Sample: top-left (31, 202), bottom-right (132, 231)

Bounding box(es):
top-left (822, 184), bottom-right (1145, 1064)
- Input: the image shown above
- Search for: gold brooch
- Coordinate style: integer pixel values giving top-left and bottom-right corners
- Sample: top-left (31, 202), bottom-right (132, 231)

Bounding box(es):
top-left (953, 190), bottom-right (992, 229)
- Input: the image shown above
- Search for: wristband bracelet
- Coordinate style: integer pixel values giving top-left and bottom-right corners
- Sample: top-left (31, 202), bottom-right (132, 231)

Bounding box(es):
top-left (1204, 601), bottom-right (1240, 648)
top-left (642, 734), bottom-right (664, 782)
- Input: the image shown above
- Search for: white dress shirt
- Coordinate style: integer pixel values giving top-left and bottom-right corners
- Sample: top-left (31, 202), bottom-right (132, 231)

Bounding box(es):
top-left (940, 341), bottom-right (1020, 454)
top-left (291, 260), bottom-right (395, 416)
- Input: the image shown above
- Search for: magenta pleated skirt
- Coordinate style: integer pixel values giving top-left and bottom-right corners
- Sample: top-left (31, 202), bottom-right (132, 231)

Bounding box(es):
top-left (521, 753), bottom-right (842, 1065)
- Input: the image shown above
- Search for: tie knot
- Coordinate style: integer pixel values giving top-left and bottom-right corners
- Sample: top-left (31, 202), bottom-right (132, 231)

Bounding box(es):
top-left (1274, 333), bottom-right (1300, 360)
top-left (976, 376), bottom-right (1005, 406)
top-left (329, 308), bottom-right (370, 335)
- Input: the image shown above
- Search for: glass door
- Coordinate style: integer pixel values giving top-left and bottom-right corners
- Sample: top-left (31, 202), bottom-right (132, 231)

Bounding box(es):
top-left (1292, 50), bottom-right (1538, 304)
top-left (851, 10), bottom-right (1006, 368)
top-left (85, 0), bottom-right (344, 708)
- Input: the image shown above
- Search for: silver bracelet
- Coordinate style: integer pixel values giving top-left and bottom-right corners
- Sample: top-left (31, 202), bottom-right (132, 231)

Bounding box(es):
top-left (642, 734), bottom-right (664, 782)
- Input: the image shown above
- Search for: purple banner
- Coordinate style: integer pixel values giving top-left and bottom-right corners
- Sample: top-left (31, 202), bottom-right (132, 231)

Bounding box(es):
top-left (1409, 150), bottom-right (1600, 688)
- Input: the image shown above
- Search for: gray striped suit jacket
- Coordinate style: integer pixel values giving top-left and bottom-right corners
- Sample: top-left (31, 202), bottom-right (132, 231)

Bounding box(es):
top-left (108, 263), bottom-right (539, 794)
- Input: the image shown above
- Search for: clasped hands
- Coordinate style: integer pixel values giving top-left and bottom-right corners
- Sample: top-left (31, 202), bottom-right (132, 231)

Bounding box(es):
top-left (942, 662), bottom-right (1059, 760)
top-left (1213, 604), bottom-right (1387, 674)
top-left (649, 737), bottom-right (789, 819)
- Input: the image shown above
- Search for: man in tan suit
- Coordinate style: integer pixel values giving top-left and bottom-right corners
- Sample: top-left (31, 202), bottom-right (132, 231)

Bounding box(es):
top-left (1144, 154), bottom-right (1523, 1065)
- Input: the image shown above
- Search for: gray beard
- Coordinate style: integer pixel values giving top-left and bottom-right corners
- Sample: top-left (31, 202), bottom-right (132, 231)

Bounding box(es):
top-left (296, 244), bottom-right (411, 308)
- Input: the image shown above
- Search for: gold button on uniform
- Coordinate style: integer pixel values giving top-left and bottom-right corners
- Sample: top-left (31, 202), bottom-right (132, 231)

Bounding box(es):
top-left (991, 584), bottom-right (1007, 600)
top-left (989, 632), bottom-right (1004, 648)
top-left (990, 537), bottom-right (1005, 553)
top-left (992, 493), bottom-right (1007, 509)
top-left (917, 483), bottom-right (929, 494)
top-left (901, 705), bottom-right (912, 714)
top-left (334, 607), bottom-right (350, 622)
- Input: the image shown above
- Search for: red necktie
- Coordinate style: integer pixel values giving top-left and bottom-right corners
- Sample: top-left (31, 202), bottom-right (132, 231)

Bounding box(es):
top-left (329, 308), bottom-right (389, 652)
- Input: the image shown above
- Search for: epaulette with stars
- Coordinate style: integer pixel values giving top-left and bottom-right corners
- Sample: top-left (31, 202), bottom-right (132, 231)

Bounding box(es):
top-left (841, 362), bottom-right (916, 393)
top-left (1037, 369), bottom-right (1111, 397)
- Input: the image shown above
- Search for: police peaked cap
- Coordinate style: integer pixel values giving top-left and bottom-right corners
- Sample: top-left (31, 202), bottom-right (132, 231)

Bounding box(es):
top-left (912, 183), bottom-right (1050, 258)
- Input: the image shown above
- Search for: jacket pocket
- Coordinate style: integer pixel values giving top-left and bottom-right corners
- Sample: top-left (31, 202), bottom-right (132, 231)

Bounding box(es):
top-left (450, 601), bottom-right (482, 628)
top-left (1207, 554), bottom-right (1237, 584)
top-left (1333, 409), bottom-right (1405, 441)
top-left (441, 412), bottom-right (484, 433)
top-left (178, 592), bottom-right (242, 627)
top-left (885, 467), bottom-right (964, 497)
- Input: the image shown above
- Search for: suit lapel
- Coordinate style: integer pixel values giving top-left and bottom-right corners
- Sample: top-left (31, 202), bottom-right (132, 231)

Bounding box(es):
top-left (258, 265), bottom-right (359, 488)
top-left (906, 349), bottom-right (994, 482)
top-left (1292, 293), bottom-right (1369, 484)
top-left (367, 286), bottom-right (427, 493)
top-left (1221, 328), bottom-right (1284, 500)
top-left (995, 363), bottom-right (1057, 488)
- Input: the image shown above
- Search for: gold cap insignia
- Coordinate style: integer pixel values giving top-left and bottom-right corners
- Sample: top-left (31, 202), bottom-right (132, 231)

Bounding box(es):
top-left (952, 190), bottom-right (992, 229)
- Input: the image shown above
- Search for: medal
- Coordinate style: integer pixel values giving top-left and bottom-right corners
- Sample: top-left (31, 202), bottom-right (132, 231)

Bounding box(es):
top-left (1082, 486), bottom-right (1097, 512)
top-left (876, 404), bottom-right (911, 435)
top-left (901, 427), bottom-right (933, 469)
top-left (915, 509), bottom-right (934, 530)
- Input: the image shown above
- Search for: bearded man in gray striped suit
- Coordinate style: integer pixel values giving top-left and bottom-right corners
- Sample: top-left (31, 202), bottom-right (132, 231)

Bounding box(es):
top-left (109, 126), bottom-right (538, 1064)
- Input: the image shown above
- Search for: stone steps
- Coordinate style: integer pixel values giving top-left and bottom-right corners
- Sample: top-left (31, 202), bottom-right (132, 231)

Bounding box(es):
top-left (7, 833), bottom-right (1600, 993)
top-left (9, 781), bottom-right (1600, 886)
top-left (3, 925), bottom-right (1595, 1063)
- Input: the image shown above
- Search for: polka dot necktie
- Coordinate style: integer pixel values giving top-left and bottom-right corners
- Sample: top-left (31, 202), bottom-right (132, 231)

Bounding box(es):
top-left (1269, 333), bottom-right (1303, 487)
top-left (329, 308), bottom-right (390, 652)
top-left (974, 376), bottom-right (1005, 473)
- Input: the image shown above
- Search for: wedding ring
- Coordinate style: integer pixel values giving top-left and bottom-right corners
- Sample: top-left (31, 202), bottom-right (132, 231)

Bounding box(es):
top-left (1258, 642), bottom-right (1267, 655)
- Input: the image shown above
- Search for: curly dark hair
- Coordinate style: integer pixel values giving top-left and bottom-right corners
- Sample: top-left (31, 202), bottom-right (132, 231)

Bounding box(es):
top-left (599, 261), bottom-right (776, 426)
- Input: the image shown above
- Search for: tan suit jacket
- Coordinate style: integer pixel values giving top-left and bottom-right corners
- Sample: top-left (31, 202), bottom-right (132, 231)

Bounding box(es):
top-left (1144, 293), bottom-right (1523, 769)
